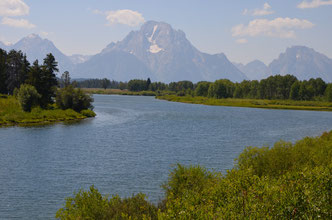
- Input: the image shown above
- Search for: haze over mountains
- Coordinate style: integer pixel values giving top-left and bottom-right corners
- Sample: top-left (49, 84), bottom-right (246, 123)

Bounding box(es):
top-left (1, 21), bottom-right (332, 82)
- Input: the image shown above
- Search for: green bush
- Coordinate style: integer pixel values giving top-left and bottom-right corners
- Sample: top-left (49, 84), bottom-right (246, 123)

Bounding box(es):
top-left (56, 186), bottom-right (158, 220)
top-left (56, 86), bottom-right (94, 112)
top-left (80, 109), bottom-right (96, 117)
top-left (325, 83), bottom-right (332, 102)
top-left (15, 84), bottom-right (41, 112)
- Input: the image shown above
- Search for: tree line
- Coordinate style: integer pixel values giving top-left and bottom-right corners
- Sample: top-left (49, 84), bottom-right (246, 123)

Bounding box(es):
top-left (0, 49), bottom-right (93, 112)
top-left (123, 76), bottom-right (332, 101)
top-left (75, 78), bottom-right (128, 90)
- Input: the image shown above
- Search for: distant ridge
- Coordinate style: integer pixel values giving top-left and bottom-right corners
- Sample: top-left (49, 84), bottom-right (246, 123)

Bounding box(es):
top-left (1, 23), bottom-right (332, 82)
top-left (74, 20), bottom-right (247, 82)
top-left (269, 46), bottom-right (332, 82)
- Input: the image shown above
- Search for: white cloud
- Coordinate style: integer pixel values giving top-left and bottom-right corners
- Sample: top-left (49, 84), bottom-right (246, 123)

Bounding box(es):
top-left (1, 17), bottom-right (35, 29)
top-left (0, 0), bottom-right (29, 17)
top-left (298, 0), bottom-right (332, 9)
top-left (253, 3), bottom-right (274, 16)
top-left (236, 38), bottom-right (248, 44)
top-left (231, 17), bottom-right (314, 39)
top-left (244, 3), bottom-right (274, 16)
top-left (105, 9), bottom-right (145, 27)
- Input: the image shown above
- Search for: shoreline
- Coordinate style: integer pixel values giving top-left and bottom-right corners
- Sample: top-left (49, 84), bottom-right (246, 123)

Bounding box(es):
top-left (156, 95), bottom-right (332, 111)
top-left (0, 96), bottom-right (96, 127)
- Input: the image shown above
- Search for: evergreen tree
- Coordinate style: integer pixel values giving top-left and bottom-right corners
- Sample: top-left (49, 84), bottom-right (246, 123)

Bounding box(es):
top-left (0, 49), bottom-right (7, 94)
top-left (146, 77), bottom-right (151, 90)
top-left (61, 71), bottom-right (71, 88)
top-left (101, 78), bottom-right (110, 90)
top-left (40, 53), bottom-right (58, 107)
top-left (5, 50), bottom-right (29, 94)
top-left (26, 60), bottom-right (43, 93)
top-left (290, 81), bottom-right (301, 100)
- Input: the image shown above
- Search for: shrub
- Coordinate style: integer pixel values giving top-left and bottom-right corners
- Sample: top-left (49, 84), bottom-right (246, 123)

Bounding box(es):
top-left (56, 86), bottom-right (94, 112)
top-left (80, 109), bottom-right (96, 117)
top-left (325, 83), bottom-right (332, 102)
top-left (15, 84), bottom-right (41, 112)
top-left (56, 186), bottom-right (158, 220)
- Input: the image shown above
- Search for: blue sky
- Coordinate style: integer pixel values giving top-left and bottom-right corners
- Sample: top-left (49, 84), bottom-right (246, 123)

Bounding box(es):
top-left (0, 0), bottom-right (332, 64)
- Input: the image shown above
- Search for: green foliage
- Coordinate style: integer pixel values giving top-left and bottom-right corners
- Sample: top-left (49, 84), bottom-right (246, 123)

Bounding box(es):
top-left (208, 79), bottom-right (234, 99)
top-left (80, 109), bottom-right (96, 117)
top-left (325, 83), bottom-right (332, 102)
top-left (159, 131), bottom-right (332, 219)
top-left (194, 81), bottom-right (211, 97)
top-left (101, 78), bottom-right (111, 90)
top-left (0, 49), bottom-right (8, 94)
top-left (0, 95), bottom-right (95, 126)
top-left (169, 81), bottom-right (193, 92)
top-left (15, 84), bottom-right (41, 112)
top-left (60, 71), bottom-right (71, 88)
top-left (56, 86), bottom-right (94, 112)
top-left (128, 79), bottom-right (150, 92)
top-left (56, 186), bottom-right (158, 220)
top-left (5, 50), bottom-right (30, 95)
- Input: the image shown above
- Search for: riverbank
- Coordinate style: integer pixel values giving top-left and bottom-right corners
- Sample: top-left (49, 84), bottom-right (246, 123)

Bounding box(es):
top-left (0, 96), bottom-right (96, 126)
top-left (157, 95), bottom-right (332, 111)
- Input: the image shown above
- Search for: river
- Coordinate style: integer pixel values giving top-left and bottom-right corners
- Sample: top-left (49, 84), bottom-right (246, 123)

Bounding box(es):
top-left (0, 94), bottom-right (331, 219)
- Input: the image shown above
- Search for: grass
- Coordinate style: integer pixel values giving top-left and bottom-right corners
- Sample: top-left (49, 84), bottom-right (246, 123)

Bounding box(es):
top-left (157, 95), bottom-right (332, 111)
top-left (0, 95), bottom-right (96, 126)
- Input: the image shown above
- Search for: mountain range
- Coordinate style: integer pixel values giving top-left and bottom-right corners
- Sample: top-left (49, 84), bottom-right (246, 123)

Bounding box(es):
top-left (1, 21), bottom-right (331, 82)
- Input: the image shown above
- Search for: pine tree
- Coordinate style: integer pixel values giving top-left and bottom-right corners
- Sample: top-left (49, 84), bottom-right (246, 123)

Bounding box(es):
top-left (39, 53), bottom-right (59, 107)
top-left (0, 49), bottom-right (7, 94)
top-left (5, 50), bottom-right (29, 94)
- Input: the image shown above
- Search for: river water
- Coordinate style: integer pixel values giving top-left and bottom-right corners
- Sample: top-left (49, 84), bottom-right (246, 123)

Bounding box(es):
top-left (0, 95), bottom-right (331, 219)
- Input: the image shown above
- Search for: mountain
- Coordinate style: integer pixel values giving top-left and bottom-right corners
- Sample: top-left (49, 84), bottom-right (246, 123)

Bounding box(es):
top-left (234, 60), bottom-right (270, 80)
top-left (74, 21), bottom-right (247, 82)
top-left (10, 34), bottom-right (74, 74)
top-left (74, 50), bottom-right (152, 81)
top-left (269, 46), bottom-right (332, 82)
top-left (2, 26), bottom-right (332, 83)
top-left (69, 54), bottom-right (92, 65)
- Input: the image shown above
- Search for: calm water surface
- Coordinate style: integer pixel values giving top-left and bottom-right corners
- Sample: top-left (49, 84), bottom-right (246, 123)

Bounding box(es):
top-left (0, 95), bottom-right (331, 219)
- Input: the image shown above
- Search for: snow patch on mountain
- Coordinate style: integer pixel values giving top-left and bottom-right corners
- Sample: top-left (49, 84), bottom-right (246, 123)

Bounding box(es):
top-left (147, 25), bottom-right (164, 53)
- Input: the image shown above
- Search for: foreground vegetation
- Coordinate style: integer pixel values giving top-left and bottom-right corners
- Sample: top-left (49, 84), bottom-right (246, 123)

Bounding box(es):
top-left (57, 131), bottom-right (332, 219)
top-left (157, 95), bottom-right (332, 111)
top-left (0, 95), bottom-right (95, 126)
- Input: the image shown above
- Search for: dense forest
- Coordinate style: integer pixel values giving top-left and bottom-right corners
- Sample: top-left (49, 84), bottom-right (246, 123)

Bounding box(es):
top-left (56, 131), bottom-right (332, 219)
top-left (0, 49), bottom-right (93, 112)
